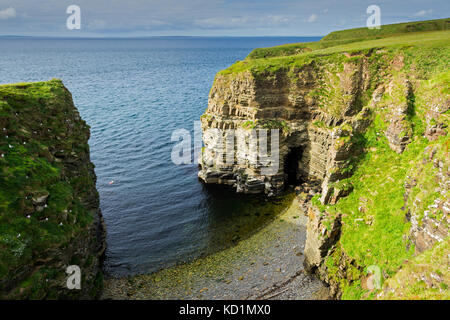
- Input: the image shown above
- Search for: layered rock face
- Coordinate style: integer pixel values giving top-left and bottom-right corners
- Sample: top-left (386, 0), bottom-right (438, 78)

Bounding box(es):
top-left (0, 80), bottom-right (105, 299)
top-left (406, 144), bottom-right (449, 254)
top-left (199, 58), bottom-right (371, 197)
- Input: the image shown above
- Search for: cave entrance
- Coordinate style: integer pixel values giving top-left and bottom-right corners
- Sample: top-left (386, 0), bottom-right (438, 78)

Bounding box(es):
top-left (284, 147), bottom-right (303, 186)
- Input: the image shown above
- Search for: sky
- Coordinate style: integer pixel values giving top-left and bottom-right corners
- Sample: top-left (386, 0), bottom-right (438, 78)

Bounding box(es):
top-left (0, 0), bottom-right (448, 37)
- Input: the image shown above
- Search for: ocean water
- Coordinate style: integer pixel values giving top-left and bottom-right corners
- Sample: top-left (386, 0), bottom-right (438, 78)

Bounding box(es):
top-left (0, 37), bottom-right (321, 276)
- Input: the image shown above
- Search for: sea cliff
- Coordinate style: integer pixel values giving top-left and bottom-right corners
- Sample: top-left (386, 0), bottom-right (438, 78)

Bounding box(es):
top-left (0, 80), bottom-right (105, 299)
top-left (199, 18), bottom-right (449, 299)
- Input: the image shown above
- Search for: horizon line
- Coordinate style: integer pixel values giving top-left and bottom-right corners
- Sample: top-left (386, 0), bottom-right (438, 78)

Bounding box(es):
top-left (0, 34), bottom-right (324, 39)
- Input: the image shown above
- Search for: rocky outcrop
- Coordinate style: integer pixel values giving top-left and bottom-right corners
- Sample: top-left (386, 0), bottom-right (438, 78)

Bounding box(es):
top-left (405, 145), bottom-right (449, 254)
top-left (424, 95), bottom-right (449, 141)
top-left (199, 19), bottom-right (450, 299)
top-left (379, 237), bottom-right (450, 300)
top-left (384, 76), bottom-right (414, 154)
top-left (199, 57), bottom-right (372, 198)
top-left (0, 80), bottom-right (105, 299)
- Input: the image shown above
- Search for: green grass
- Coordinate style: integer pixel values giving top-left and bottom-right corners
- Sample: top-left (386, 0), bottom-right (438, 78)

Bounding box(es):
top-left (322, 18), bottom-right (449, 41)
top-left (380, 238), bottom-right (450, 300)
top-left (315, 63), bottom-right (449, 298)
top-left (220, 29), bottom-right (449, 77)
top-left (247, 18), bottom-right (449, 60)
top-left (322, 131), bottom-right (448, 298)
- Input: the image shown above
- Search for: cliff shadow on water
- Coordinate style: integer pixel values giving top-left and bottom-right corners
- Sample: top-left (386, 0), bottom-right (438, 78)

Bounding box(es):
top-left (102, 190), bottom-right (324, 300)
top-left (105, 180), bottom-right (298, 277)
top-left (196, 183), bottom-right (297, 254)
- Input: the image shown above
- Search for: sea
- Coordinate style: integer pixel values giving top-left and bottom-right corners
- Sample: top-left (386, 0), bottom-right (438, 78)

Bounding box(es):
top-left (0, 36), bottom-right (321, 276)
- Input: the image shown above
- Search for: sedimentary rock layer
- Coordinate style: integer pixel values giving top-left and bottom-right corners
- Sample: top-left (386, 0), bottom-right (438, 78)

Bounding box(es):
top-left (199, 57), bottom-right (372, 197)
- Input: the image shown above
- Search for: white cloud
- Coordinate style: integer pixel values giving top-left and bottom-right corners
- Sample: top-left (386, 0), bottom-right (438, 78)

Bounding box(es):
top-left (307, 14), bottom-right (317, 23)
top-left (0, 7), bottom-right (16, 20)
top-left (194, 15), bottom-right (295, 29)
top-left (196, 17), bottom-right (248, 28)
top-left (413, 9), bottom-right (433, 17)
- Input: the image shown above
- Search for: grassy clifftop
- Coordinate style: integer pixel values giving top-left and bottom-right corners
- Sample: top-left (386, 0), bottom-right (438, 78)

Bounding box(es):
top-left (221, 18), bottom-right (449, 67)
top-left (322, 18), bottom-right (450, 41)
top-left (0, 80), bottom-right (105, 299)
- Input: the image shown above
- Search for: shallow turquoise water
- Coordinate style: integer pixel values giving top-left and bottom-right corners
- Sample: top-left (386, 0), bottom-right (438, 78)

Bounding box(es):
top-left (0, 37), bottom-right (320, 275)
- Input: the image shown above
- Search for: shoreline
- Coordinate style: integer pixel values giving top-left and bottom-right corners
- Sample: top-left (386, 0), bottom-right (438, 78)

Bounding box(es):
top-left (102, 197), bottom-right (329, 300)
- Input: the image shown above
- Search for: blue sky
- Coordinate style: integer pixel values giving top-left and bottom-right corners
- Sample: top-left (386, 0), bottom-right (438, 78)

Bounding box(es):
top-left (0, 0), bottom-right (448, 36)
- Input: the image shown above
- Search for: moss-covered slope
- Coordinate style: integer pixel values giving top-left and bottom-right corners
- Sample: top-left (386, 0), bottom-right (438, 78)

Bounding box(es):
top-left (0, 80), bottom-right (105, 299)
top-left (380, 238), bottom-right (449, 300)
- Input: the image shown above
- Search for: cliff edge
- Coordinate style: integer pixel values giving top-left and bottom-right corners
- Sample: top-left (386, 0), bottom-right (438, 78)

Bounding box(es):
top-left (0, 80), bottom-right (105, 299)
